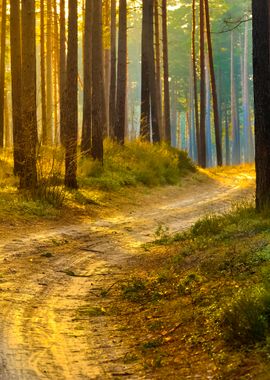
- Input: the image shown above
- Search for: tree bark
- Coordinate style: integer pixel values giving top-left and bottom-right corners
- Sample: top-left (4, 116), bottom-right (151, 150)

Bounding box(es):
top-left (82, 0), bottom-right (93, 154)
top-left (192, 0), bottom-right (200, 162)
top-left (91, 0), bottom-right (104, 161)
top-left (204, 0), bottom-right (222, 166)
top-left (59, 0), bottom-right (67, 146)
top-left (10, 0), bottom-right (23, 175)
top-left (252, 0), bottom-right (270, 210)
top-left (162, 0), bottom-right (171, 143)
top-left (109, 0), bottom-right (116, 138)
top-left (64, 0), bottom-right (78, 188)
top-left (154, 0), bottom-right (163, 139)
top-left (140, 0), bottom-right (151, 140)
top-left (115, 0), bottom-right (127, 144)
top-left (0, 0), bottom-right (7, 148)
top-left (46, 0), bottom-right (53, 144)
top-left (21, 0), bottom-right (38, 189)
top-left (40, 0), bottom-right (47, 145)
top-left (199, 0), bottom-right (206, 167)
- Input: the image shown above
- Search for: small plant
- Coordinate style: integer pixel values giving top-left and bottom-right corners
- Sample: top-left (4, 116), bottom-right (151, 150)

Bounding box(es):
top-left (221, 286), bottom-right (270, 346)
top-left (154, 224), bottom-right (170, 243)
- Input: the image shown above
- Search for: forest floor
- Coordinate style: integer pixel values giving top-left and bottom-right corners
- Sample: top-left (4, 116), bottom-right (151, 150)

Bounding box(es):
top-left (0, 165), bottom-right (256, 379)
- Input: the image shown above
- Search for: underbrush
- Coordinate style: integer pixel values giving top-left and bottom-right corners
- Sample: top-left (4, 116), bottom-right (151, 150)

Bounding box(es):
top-left (78, 139), bottom-right (195, 190)
top-left (113, 204), bottom-right (270, 378)
top-left (0, 141), bottom-right (195, 221)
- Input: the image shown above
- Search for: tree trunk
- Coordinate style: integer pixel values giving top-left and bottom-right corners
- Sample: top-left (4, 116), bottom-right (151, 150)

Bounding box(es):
top-left (0, 0), bottom-right (7, 148)
top-left (59, 0), bottom-right (67, 146)
top-left (82, 0), bottom-right (93, 154)
top-left (231, 31), bottom-right (240, 165)
top-left (46, 0), bottom-right (53, 144)
top-left (91, 0), bottom-right (104, 161)
top-left (115, 0), bottom-right (127, 144)
top-left (199, 0), bottom-right (206, 167)
top-left (40, 0), bottom-right (47, 145)
top-left (162, 0), bottom-right (171, 143)
top-left (252, 0), bottom-right (270, 210)
top-left (104, 0), bottom-right (110, 136)
top-left (10, 0), bottom-right (23, 175)
top-left (64, 0), bottom-right (78, 189)
top-left (109, 0), bottom-right (116, 138)
top-left (53, 0), bottom-right (59, 145)
top-left (154, 0), bottom-right (163, 139)
top-left (204, 0), bottom-right (222, 166)
top-left (21, 0), bottom-right (38, 189)
top-left (192, 0), bottom-right (200, 163)
top-left (140, 0), bottom-right (151, 140)
top-left (149, 0), bottom-right (160, 143)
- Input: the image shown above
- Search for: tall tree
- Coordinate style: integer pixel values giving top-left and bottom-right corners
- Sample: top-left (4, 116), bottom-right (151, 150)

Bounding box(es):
top-left (64, 0), bottom-right (78, 188)
top-left (252, 0), bottom-right (270, 210)
top-left (91, 0), bottom-right (104, 161)
top-left (46, 0), bottom-right (53, 144)
top-left (82, 0), bottom-right (93, 154)
top-left (140, 0), bottom-right (151, 140)
top-left (204, 0), bottom-right (222, 166)
top-left (40, 0), bottom-right (47, 145)
top-left (192, 0), bottom-right (200, 162)
top-left (199, 0), bottom-right (206, 167)
top-left (10, 0), bottom-right (22, 175)
top-left (154, 0), bottom-right (163, 139)
top-left (109, 0), bottom-right (116, 137)
top-left (231, 31), bottom-right (240, 165)
top-left (20, 0), bottom-right (38, 189)
top-left (162, 0), bottom-right (171, 143)
top-left (59, 0), bottom-right (66, 146)
top-left (0, 0), bottom-right (7, 148)
top-left (115, 0), bottom-right (127, 144)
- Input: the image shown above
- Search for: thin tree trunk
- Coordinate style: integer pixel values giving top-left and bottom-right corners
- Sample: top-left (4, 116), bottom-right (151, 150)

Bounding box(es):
top-left (4, 89), bottom-right (11, 147)
top-left (91, 0), bottom-right (104, 161)
top-left (140, 0), bottom-right (151, 140)
top-left (104, 0), bottom-right (110, 136)
top-left (40, 0), bottom-right (47, 145)
top-left (10, 0), bottom-right (23, 175)
top-left (46, 0), bottom-right (53, 144)
top-left (115, 0), bottom-right (127, 144)
top-left (199, 0), bottom-right (206, 167)
top-left (21, 0), bottom-right (38, 189)
top-left (64, 0), bottom-right (78, 188)
top-left (231, 31), bottom-right (240, 165)
top-left (53, 0), bottom-right (59, 145)
top-left (0, 0), bottom-right (7, 148)
top-left (59, 0), bottom-right (66, 146)
top-left (149, 0), bottom-right (160, 142)
top-left (82, 0), bottom-right (93, 154)
top-left (154, 0), bottom-right (163, 139)
top-left (109, 0), bottom-right (116, 138)
top-left (204, 0), bottom-right (222, 166)
top-left (162, 0), bottom-right (171, 143)
top-left (192, 0), bottom-right (200, 162)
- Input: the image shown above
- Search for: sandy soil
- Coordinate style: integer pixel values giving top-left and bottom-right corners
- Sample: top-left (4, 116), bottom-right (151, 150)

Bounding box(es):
top-left (0, 168), bottom-right (255, 379)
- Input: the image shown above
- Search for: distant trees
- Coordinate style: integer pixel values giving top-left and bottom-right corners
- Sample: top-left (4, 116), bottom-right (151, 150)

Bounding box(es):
top-left (0, 1), bottom-right (256, 192)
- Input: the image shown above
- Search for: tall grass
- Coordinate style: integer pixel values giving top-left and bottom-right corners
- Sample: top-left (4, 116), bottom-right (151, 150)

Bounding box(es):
top-left (79, 139), bottom-right (195, 190)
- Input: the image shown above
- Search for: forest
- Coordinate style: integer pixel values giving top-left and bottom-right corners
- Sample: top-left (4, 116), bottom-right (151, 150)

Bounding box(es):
top-left (0, 0), bottom-right (270, 379)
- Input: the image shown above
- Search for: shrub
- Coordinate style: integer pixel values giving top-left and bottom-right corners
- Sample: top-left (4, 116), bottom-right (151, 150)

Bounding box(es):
top-left (221, 286), bottom-right (270, 346)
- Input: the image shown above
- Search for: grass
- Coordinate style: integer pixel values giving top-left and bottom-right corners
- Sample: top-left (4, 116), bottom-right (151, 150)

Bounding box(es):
top-left (107, 203), bottom-right (270, 379)
top-left (0, 140), bottom-right (195, 225)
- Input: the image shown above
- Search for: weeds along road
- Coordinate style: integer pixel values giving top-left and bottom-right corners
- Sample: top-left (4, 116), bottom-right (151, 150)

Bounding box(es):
top-left (0, 168), bottom-right (255, 379)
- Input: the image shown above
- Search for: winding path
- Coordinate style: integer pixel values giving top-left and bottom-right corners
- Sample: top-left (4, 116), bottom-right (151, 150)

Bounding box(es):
top-left (0, 169), bottom-right (255, 379)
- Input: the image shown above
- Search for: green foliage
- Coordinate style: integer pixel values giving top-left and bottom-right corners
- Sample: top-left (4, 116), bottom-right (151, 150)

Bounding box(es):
top-left (79, 140), bottom-right (195, 191)
top-left (221, 286), bottom-right (270, 346)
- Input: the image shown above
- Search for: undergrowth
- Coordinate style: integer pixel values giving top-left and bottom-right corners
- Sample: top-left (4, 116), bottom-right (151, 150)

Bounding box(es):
top-left (78, 139), bottom-right (195, 190)
top-left (116, 203), bottom-right (270, 378)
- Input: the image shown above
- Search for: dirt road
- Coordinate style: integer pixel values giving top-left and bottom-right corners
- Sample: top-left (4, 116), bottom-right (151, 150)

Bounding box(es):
top-left (0, 168), bottom-right (255, 379)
